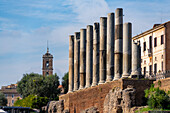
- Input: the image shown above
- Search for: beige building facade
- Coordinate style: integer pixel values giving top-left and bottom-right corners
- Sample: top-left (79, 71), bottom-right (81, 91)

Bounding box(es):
top-left (133, 21), bottom-right (170, 79)
top-left (0, 84), bottom-right (22, 106)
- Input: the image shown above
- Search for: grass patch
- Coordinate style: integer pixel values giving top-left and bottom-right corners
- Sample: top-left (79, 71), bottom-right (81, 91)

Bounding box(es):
top-left (135, 107), bottom-right (170, 113)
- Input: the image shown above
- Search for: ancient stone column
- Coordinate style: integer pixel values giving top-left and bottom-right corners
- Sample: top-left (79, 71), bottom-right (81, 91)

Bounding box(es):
top-left (130, 41), bottom-right (141, 77)
top-left (114, 8), bottom-right (123, 80)
top-left (85, 25), bottom-right (93, 88)
top-left (74, 32), bottom-right (80, 91)
top-left (79, 29), bottom-right (86, 89)
top-left (122, 22), bottom-right (132, 78)
top-left (92, 22), bottom-right (99, 86)
top-left (106, 13), bottom-right (115, 82)
top-left (99, 17), bottom-right (107, 84)
top-left (68, 35), bottom-right (74, 93)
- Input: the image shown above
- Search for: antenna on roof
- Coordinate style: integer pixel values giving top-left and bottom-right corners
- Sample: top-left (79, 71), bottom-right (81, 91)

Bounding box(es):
top-left (47, 40), bottom-right (49, 53)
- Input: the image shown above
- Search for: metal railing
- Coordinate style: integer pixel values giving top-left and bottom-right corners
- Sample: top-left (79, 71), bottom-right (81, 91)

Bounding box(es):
top-left (143, 70), bottom-right (170, 80)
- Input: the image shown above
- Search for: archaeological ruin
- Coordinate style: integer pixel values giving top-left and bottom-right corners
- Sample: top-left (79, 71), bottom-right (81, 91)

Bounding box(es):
top-left (68, 8), bottom-right (142, 92)
top-left (47, 8), bottom-right (156, 113)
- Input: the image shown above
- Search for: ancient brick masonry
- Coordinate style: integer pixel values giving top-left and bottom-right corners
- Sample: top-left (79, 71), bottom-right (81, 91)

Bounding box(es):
top-left (59, 79), bottom-right (153, 113)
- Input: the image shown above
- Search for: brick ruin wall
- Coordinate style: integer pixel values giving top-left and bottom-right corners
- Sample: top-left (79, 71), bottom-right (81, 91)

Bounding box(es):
top-left (59, 79), bottom-right (153, 113)
top-left (154, 78), bottom-right (170, 92)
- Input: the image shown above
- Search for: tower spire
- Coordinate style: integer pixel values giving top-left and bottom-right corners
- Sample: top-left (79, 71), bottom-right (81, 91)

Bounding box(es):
top-left (47, 40), bottom-right (49, 53)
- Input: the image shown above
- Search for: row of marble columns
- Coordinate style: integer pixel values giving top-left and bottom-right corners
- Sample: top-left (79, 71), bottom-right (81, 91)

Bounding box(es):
top-left (68, 8), bottom-right (141, 93)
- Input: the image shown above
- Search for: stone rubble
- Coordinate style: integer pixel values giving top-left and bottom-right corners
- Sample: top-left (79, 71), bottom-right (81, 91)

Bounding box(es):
top-left (103, 85), bottom-right (136, 113)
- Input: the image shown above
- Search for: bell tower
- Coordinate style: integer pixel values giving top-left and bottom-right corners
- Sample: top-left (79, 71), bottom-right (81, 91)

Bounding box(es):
top-left (42, 43), bottom-right (53, 76)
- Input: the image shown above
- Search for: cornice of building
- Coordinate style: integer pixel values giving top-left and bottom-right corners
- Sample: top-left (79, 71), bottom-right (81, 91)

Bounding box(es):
top-left (133, 21), bottom-right (170, 40)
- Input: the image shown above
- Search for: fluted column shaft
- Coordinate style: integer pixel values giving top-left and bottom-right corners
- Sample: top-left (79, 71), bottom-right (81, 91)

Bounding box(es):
top-left (92, 23), bottom-right (99, 86)
top-left (68, 35), bottom-right (74, 93)
top-left (79, 29), bottom-right (86, 89)
top-left (114, 8), bottom-right (123, 80)
top-left (85, 25), bottom-right (93, 88)
top-left (106, 13), bottom-right (115, 82)
top-left (99, 17), bottom-right (107, 84)
top-left (122, 22), bottom-right (132, 78)
top-left (74, 32), bottom-right (80, 91)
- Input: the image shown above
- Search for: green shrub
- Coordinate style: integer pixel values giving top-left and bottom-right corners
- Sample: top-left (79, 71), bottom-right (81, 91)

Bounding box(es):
top-left (144, 84), bottom-right (170, 109)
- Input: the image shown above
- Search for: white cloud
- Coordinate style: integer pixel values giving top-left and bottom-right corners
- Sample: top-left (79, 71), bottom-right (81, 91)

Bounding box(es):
top-left (64, 0), bottom-right (110, 25)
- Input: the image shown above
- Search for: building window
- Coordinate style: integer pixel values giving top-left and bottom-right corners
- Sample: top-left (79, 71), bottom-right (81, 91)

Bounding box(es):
top-left (162, 61), bottom-right (163, 71)
top-left (149, 65), bottom-right (152, 75)
top-left (161, 35), bottom-right (164, 45)
top-left (144, 60), bottom-right (146, 64)
top-left (149, 36), bottom-right (152, 49)
top-left (154, 37), bottom-right (157, 47)
top-left (155, 57), bottom-right (157, 61)
top-left (144, 67), bottom-right (146, 76)
top-left (154, 63), bottom-right (157, 74)
top-left (12, 94), bottom-right (14, 98)
top-left (143, 42), bottom-right (146, 51)
top-left (162, 55), bottom-right (163, 59)
top-left (12, 100), bottom-right (14, 104)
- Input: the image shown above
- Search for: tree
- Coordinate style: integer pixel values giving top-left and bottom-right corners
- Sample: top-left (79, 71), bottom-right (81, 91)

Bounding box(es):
top-left (17, 73), bottom-right (60, 100)
top-left (145, 84), bottom-right (170, 109)
top-left (62, 72), bottom-right (68, 94)
top-left (0, 92), bottom-right (7, 106)
top-left (14, 95), bottom-right (49, 109)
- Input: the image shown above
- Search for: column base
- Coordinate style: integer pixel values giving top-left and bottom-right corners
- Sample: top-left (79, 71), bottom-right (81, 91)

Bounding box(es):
top-left (85, 85), bottom-right (91, 88)
top-left (91, 83), bottom-right (97, 87)
top-left (106, 77), bottom-right (112, 83)
top-left (98, 80), bottom-right (105, 84)
top-left (113, 74), bottom-right (121, 80)
top-left (67, 90), bottom-right (73, 93)
top-left (73, 88), bottom-right (78, 91)
top-left (122, 73), bottom-right (130, 78)
top-left (79, 86), bottom-right (84, 90)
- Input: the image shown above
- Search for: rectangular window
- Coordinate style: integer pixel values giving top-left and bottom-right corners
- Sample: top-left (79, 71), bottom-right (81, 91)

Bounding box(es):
top-left (162, 61), bottom-right (163, 71)
top-left (149, 65), bottom-right (152, 75)
top-left (154, 63), bottom-right (157, 74)
top-left (149, 36), bottom-right (152, 49)
top-left (161, 35), bottom-right (164, 44)
top-left (144, 67), bottom-right (146, 76)
top-left (12, 100), bottom-right (14, 104)
top-left (143, 42), bottom-right (146, 51)
top-left (154, 37), bottom-right (157, 47)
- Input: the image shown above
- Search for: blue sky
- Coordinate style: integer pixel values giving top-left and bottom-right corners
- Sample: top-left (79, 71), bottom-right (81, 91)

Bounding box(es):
top-left (0, 0), bottom-right (170, 87)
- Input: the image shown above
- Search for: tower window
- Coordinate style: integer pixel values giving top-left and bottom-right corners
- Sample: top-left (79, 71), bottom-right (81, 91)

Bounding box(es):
top-left (161, 35), bottom-right (164, 45)
top-left (154, 37), bottom-right (157, 47)
top-left (46, 61), bottom-right (49, 68)
top-left (143, 42), bottom-right (146, 51)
